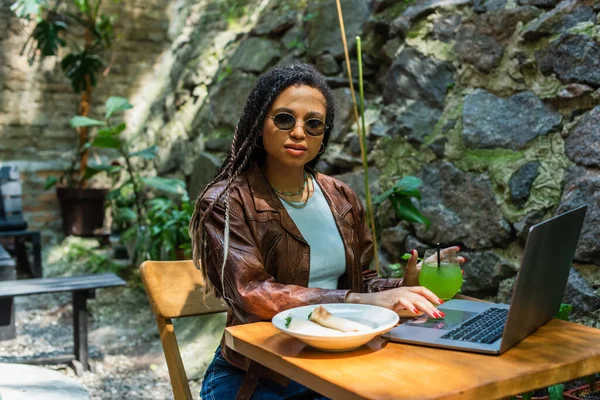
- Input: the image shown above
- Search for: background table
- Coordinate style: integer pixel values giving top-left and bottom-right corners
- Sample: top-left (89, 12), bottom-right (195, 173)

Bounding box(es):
top-left (225, 318), bottom-right (600, 400)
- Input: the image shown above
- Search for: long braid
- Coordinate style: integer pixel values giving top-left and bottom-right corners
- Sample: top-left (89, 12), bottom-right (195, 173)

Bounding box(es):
top-left (189, 62), bottom-right (336, 300)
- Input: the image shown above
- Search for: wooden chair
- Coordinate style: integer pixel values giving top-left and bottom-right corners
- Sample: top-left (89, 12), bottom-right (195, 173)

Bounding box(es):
top-left (139, 260), bottom-right (227, 400)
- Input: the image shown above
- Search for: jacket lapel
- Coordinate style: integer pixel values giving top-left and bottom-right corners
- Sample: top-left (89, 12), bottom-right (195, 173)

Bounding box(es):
top-left (246, 164), bottom-right (306, 243)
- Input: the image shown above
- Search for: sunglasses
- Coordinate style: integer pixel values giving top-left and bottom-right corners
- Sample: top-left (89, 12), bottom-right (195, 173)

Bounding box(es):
top-left (269, 112), bottom-right (328, 136)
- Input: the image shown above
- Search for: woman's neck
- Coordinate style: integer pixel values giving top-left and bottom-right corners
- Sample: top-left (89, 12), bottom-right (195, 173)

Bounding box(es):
top-left (262, 160), bottom-right (306, 192)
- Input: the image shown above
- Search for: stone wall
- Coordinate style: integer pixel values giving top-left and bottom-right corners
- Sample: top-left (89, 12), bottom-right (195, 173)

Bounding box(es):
top-left (1, 0), bottom-right (598, 315)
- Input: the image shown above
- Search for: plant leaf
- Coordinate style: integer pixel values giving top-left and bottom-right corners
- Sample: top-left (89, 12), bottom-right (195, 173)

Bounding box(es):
top-left (44, 175), bottom-right (58, 190)
top-left (548, 384), bottom-right (564, 400)
top-left (105, 97), bottom-right (133, 119)
top-left (61, 52), bottom-right (103, 93)
top-left (115, 207), bottom-right (137, 221)
top-left (372, 187), bottom-right (395, 205)
top-left (128, 145), bottom-right (157, 160)
top-left (70, 116), bottom-right (105, 128)
top-left (389, 196), bottom-right (430, 229)
top-left (554, 303), bottom-right (572, 321)
top-left (142, 177), bottom-right (187, 196)
top-left (81, 163), bottom-right (113, 181)
top-left (92, 135), bottom-right (121, 149)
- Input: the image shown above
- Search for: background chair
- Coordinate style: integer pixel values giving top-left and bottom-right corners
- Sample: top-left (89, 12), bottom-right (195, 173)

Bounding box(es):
top-left (139, 260), bottom-right (227, 400)
top-left (0, 164), bottom-right (42, 278)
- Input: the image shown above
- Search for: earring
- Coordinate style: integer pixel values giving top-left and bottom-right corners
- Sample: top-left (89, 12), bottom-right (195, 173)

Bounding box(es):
top-left (318, 143), bottom-right (325, 155)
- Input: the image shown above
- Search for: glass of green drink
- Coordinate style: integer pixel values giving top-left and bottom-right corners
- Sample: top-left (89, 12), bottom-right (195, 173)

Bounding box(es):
top-left (418, 249), bottom-right (463, 301)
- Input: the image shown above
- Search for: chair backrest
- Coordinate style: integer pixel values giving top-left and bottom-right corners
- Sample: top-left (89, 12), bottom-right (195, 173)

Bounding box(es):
top-left (140, 260), bottom-right (227, 400)
top-left (0, 165), bottom-right (27, 230)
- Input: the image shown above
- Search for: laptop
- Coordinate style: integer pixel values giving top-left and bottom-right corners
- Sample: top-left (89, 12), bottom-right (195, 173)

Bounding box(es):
top-left (382, 205), bottom-right (587, 355)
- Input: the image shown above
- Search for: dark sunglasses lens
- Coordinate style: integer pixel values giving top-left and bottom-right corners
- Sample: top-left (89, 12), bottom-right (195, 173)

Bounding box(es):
top-left (305, 119), bottom-right (325, 136)
top-left (273, 113), bottom-right (295, 130)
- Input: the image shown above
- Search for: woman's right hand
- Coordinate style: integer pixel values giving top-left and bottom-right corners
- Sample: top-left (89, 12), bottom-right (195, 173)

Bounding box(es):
top-left (346, 286), bottom-right (445, 319)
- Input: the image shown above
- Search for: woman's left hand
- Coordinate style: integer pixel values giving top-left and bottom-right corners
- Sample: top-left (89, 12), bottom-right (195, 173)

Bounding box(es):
top-left (402, 246), bottom-right (465, 287)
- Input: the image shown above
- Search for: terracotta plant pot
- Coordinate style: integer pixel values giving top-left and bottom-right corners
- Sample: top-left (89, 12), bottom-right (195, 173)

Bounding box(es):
top-left (56, 187), bottom-right (108, 237)
top-left (564, 382), bottom-right (600, 400)
top-left (516, 395), bottom-right (549, 400)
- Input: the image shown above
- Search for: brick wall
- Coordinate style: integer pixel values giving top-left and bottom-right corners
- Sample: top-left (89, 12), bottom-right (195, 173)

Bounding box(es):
top-left (0, 0), bottom-right (182, 238)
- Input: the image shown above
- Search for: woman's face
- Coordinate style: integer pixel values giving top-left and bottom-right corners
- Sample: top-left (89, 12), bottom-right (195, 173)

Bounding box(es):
top-left (261, 85), bottom-right (327, 170)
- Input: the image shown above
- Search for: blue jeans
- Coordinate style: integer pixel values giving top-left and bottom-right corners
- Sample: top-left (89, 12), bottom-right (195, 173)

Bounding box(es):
top-left (200, 346), bottom-right (329, 400)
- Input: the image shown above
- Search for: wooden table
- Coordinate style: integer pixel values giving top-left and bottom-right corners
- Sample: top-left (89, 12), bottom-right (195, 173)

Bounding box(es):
top-left (225, 318), bottom-right (600, 400)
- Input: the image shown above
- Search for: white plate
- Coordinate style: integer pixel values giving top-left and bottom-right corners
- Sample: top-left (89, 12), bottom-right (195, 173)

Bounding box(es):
top-left (272, 304), bottom-right (399, 352)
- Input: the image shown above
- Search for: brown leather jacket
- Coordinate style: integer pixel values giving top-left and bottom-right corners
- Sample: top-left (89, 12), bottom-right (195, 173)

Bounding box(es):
top-left (199, 163), bottom-right (402, 386)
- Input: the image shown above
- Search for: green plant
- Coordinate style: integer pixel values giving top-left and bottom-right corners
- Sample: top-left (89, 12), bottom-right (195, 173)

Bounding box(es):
top-left (12, 0), bottom-right (120, 188)
top-left (145, 195), bottom-right (193, 261)
top-left (373, 176), bottom-right (430, 229)
top-left (65, 96), bottom-right (189, 264)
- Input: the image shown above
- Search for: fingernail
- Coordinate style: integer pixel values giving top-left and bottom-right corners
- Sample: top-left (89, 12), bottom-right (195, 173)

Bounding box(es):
top-left (457, 246), bottom-right (461, 251)
top-left (412, 249), bottom-right (417, 256)
top-left (413, 308), bottom-right (419, 314)
top-left (461, 270), bottom-right (465, 275)
top-left (440, 311), bottom-right (446, 317)
top-left (438, 298), bottom-right (444, 304)
top-left (434, 312), bottom-right (442, 318)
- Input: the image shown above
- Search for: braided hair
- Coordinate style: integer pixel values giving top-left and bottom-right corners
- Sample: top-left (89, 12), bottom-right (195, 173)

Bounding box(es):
top-left (189, 63), bottom-right (336, 299)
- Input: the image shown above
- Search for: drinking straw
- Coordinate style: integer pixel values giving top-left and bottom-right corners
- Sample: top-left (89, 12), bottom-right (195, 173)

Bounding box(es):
top-left (437, 243), bottom-right (441, 268)
top-left (335, 0), bottom-right (380, 274)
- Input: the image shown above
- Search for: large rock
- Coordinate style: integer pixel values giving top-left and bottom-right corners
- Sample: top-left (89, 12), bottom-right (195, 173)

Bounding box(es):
top-left (513, 210), bottom-right (545, 245)
top-left (188, 152), bottom-right (222, 200)
top-left (387, 101), bottom-right (443, 145)
top-left (563, 268), bottom-right (600, 314)
top-left (463, 90), bottom-right (562, 150)
top-left (334, 167), bottom-right (381, 204)
top-left (228, 38), bottom-right (281, 73)
top-left (455, 7), bottom-right (541, 72)
top-left (536, 34), bottom-right (600, 87)
top-left (330, 88), bottom-right (355, 144)
top-left (432, 14), bottom-right (462, 42)
top-left (517, 0), bottom-right (558, 8)
top-left (522, 0), bottom-right (596, 41)
top-left (556, 166), bottom-right (600, 264)
top-left (252, 9), bottom-right (297, 37)
top-left (509, 161), bottom-right (541, 207)
top-left (306, 0), bottom-right (369, 59)
top-left (384, 47), bottom-right (455, 108)
top-left (565, 106), bottom-right (600, 167)
top-left (207, 72), bottom-right (257, 128)
top-left (380, 224), bottom-right (411, 261)
top-left (460, 250), bottom-right (516, 296)
top-left (473, 0), bottom-right (508, 13)
top-left (414, 162), bottom-right (513, 249)
top-left (402, 0), bottom-right (472, 21)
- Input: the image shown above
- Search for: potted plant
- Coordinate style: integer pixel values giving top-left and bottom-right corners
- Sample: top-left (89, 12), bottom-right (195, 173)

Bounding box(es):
top-left (71, 96), bottom-right (189, 264)
top-left (564, 374), bottom-right (600, 400)
top-left (11, 0), bottom-right (120, 236)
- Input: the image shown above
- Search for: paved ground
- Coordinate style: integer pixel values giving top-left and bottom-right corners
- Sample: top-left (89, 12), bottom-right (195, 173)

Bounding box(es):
top-left (0, 288), bottom-right (207, 399)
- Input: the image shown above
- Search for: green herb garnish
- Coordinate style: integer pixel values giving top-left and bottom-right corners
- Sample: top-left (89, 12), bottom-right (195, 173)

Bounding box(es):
top-left (308, 312), bottom-right (312, 320)
top-left (285, 315), bottom-right (292, 328)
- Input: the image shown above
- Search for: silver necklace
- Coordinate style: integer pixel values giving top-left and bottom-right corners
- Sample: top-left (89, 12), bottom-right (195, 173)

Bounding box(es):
top-left (276, 176), bottom-right (312, 209)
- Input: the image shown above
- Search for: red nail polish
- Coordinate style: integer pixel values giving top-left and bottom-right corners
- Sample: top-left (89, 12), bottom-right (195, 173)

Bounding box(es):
top-left (440, 311), bottom-right (446, 317)
top-left (412, 249), bottom-right (417, 256)
top-left (413, 308), bottom-right (419, 314)
top-left (461, 270), bottom-right (465, 275)
top-left (457, 246), bottom-right (461, 251)
top-left (438, 298), bottom-right (444, 304)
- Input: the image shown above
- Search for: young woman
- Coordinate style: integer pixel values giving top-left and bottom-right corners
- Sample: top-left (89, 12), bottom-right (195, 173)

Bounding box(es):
top-left (190, 63), bottom-right (461, 399)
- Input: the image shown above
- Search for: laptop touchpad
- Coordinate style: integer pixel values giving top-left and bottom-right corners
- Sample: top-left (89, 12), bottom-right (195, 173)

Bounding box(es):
top-left (406, 309), bottom-right (478, 331)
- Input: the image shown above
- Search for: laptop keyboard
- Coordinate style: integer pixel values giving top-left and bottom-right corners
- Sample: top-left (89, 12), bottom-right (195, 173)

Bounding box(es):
top-left (440, 307), bottom-right (508, 344)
